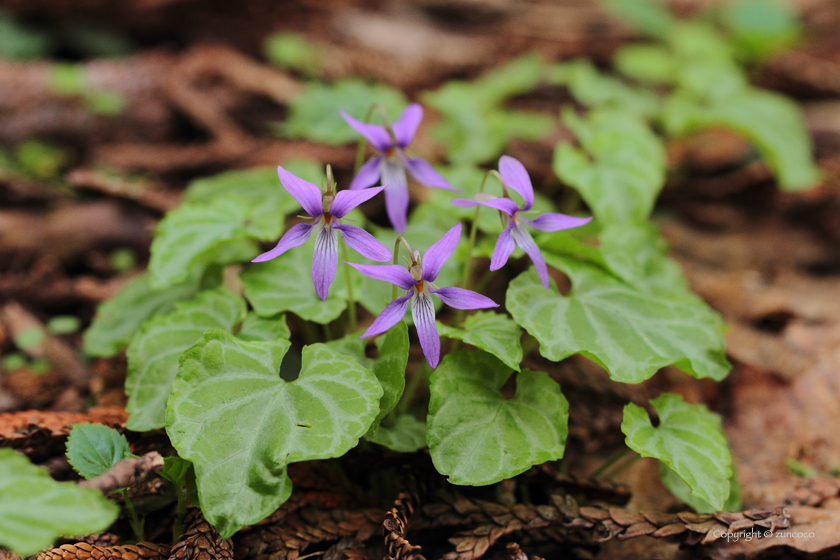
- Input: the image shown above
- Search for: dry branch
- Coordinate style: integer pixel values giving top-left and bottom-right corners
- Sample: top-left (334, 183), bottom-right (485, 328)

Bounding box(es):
top-left (78, 452), bottom-right (164, 494)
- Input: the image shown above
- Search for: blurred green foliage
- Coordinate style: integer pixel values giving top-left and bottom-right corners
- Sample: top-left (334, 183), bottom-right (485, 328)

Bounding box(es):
top-left (264, 32), bottom-right (326, 76)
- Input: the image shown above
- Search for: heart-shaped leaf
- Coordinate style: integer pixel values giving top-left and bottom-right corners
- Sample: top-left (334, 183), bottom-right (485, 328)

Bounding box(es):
top-left (366, 414), bottom-right (426, 453)
top-left (427, 351), bottom-right (568, 486)
top-left (237, 312), bottom-right (290, 342)
top-left (149, 200), bottom-right (264, 289)
top-left (438, 312), bottom-right (522, 371)
top-left (0, 449), bottom-right (119, 556)
top-left (83, 272), bottom-right (201, 358)
top-left (660, 462), bottom-right (741, 513)
top-left (66, 424), bottom-right (132, 480)
top-left (622, 393), bottom-right (733, 510)
top-left (241, 243), bottom-right (347, 324)
top-left (166, 329), bottom-right (383, 538)
top-left (125, 288), bottom-right (246, 431)
top-left (506, 255), bottom-right (730, 384)
top-left (553, 108), bottom-right (665, 225)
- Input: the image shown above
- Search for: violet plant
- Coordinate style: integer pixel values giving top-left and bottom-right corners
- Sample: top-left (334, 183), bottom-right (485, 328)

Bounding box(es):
top-left (74, 8), bottom-right (820, 542)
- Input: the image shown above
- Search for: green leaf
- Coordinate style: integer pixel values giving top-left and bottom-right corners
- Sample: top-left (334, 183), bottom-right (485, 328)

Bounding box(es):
top-left (66, 423), bottom-right (132, 480)
top-left (125, 288), bottom-right (246, 431)
top-left (49, 63), bottom-right (88, 96)
top-left (660, 462), bottom-right (742, 513)
top-left (237, 312), bottom-right (290, 342)
top-left (241, 243), bottom-right (347, 324)
top-left (548, 60), bottom-right (660, 117)
top-left (554, 109), bottom-right (666, 224)
top-left (182, 166), bottom-right (302, 224)
top-left (83, 272), bottom-right (202, 358)
top-left (613, 44), bottom-right (678, 85)
top-left (366, 414), bottom-right (426, 453)
top-left (720, 0), bottom-right (800, 62)
top-left (598, 223), bottom-right (693, 298)
top-left (599, 0), bottom-right (674, 37)
top-left (14, 140), bottom-right (70, 179)
top-left (427, 351), bottom-right (568, 486)
top-left (159, 456), bottom-right (192, 488)
top-left (15, 327), bottom-right (45, 350)
top-left (1, 352), bottom-right (26, 372)
top-left (264, 32), bottom-right (325, 74)
top-left (0, 11), bottom-right (52, 60)
top-left (368, 322), bottom-right (409, 433)
top-left (622, 393), bottom-right (733, 510)
top-left (437, 312), bottom-right (522, 371)
top-left (506, 257), bottom-right (730, 384)
top-left (0, 449), bottom-right (119, 555)
top-left (47, 315), bottom-right (81, 335)
top-left (166, 329), bottom-right (383, 538)
top-left (148, 199), bottom-right (267, 289)
top-left (277, 78), bottom-right (407, 145)
top-left (662, 87), bottom-right (820, 192)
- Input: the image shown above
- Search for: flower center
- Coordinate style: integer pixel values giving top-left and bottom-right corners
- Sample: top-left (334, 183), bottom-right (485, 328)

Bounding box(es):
top-left (414, 280), bottom-right (425, 293)
top-left (324, 213), bottom-right (333, 225)
top-left (322, 193), bottom-right (334, 214)
top-left (385, 147), bottom-right (396, 159)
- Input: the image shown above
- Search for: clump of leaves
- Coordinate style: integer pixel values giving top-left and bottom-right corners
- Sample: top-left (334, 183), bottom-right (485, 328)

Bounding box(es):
top-left (72, 2), bottom-right (820, 539)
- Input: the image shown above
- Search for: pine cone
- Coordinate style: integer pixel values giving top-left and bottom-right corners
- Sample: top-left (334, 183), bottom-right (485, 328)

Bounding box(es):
top-left (168, 509), bottom-right (233, 560)
top-left (33, 542), bottom-right (170, 560)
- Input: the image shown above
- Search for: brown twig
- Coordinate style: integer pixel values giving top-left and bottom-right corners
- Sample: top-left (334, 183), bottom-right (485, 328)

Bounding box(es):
top-left (0, 301), bottom-right (89, 387)
top-left (78, 452), bottom-right (164, 494)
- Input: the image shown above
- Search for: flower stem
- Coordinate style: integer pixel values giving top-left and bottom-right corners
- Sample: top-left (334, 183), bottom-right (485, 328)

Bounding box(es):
top-left (120, 489), bottom-right (144, 542)
top-left (172, 487), bottom-right (187, 543)
top-left (340, 237), bottom-right (357, 333)
top-left (389, 361), bottom-right (430, 423)
top-left (455, 169), bottom-right (502, 328)
top-left (391, 236), bottom-right (412, 300)
top-left (354, 104), bottom-right (393, 173)
top-left (591, 447), bottom-right (640, 479)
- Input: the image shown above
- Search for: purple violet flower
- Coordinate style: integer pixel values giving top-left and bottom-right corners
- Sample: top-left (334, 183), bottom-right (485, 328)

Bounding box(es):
top-left (347, 223), bottom-right (498, 368)
top-left (340, 103), bottom-right (458, 234)
top-left (452, 156), bottom-right (592, 289)
top-left (252, 165), bottom-right (392, 301)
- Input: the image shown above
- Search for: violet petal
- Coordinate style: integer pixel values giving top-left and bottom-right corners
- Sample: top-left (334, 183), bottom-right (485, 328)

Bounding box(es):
top-left (498, 155), bottom-right (534, 211)
top-left (334, 224), bottom-right (391, 262)
top-left (450, 196), bottom-right (518, 216)
top-left (278, 166), bottom-right (324, 218)
top-left (489, 224), bottom-right (516, 271)
top-left (251, 222), bottom-right (314, 263)
top-left (404, 157), bottom-right (458, 191)
top-left (380, 159), bottom-right (409, 234)
top-left (349, 157), bottom-right (383, 191)
top-left (312, 224), bottom-right (339, 300)
top-left (431, 286), bottom-right (499, 310)
top-left (392, 104), bottom-right (423, 149)
top-left (411, 291), bottom-right (440, 368)
top-left (345, 262), bottom-right (416, 290)
top-left (340, 111), bottom-right (392, 151)
top-left (330, 186), bottom-right (384, 218)
top-left (421, 223), bottom-right (461, 282)
top-left (524, 213), bottom-right (592, 232)
top-left (360, 294), bottom-right (411, 338)
top-left (511, 223), bottom-right (549, 289)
